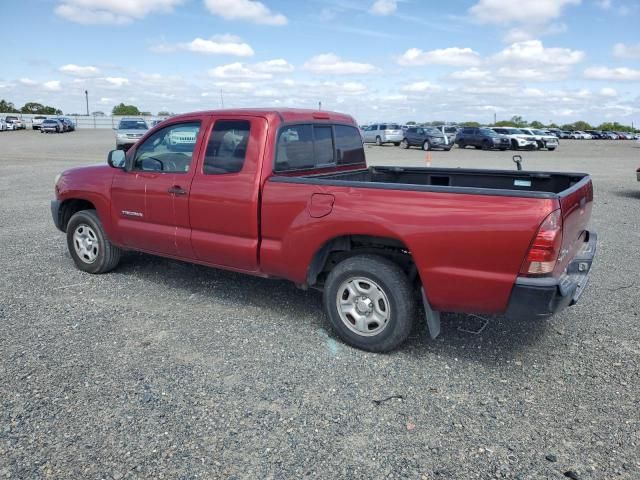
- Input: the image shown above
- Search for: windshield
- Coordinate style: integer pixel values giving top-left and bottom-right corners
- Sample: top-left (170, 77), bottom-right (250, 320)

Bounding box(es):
top-left (385, 124), bottom-right (401, 130)
top-left (424, 127), bottom-right (441, 135)
top-left (480, 128), bottom-right (498, 137)
top-left (506, 128), bottom-right (523, 134)
top-left (532, 129), bottom-right (546, 135)
top-left (119, 120), bottom-right (148, 130)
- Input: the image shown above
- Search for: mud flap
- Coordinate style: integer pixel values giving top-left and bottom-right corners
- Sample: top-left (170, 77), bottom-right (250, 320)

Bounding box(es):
top-left (421, 287), bottom-right (441, 339)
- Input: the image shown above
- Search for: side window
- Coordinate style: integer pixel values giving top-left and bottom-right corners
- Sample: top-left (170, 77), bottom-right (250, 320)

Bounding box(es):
top-left (203, 120), bottom-right (251, 174)
top-left (369, 124), bottom-right (377, 131)
top-left (335, 125), bottom-right (365, 165)
top-left (408, 127), bottom-right (417, 134)
top-left (276, 125), bottom-right (314, 171)
top-left (417, 128), bottom-right (424, 135)
top-left (379, 124), bottom-right (387, 130)
top-left (314, 125), bottom-right (334, 165)
top-left (133, 122), bottom-right (200, 173)
top-left (462, 127), bottom-right (473, 134)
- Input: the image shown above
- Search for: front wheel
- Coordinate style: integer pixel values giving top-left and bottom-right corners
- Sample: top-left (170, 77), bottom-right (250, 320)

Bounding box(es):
top-left (375, 136), bottom-right (382, 146)
top-left (323, 255), bottom-right (416, 352)
top-left (422, 140), bottom-right (431, 151)
top-left (66, 210), bottom-right (121, 274)
top-left (400, 139), bottom-right (410, 149)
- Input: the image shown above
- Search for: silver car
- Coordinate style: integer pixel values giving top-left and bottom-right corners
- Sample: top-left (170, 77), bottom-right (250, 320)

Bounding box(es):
top-left (362, 123), bottom-right (404, 146)
top-left (115, 118), bottom-right (149, 150)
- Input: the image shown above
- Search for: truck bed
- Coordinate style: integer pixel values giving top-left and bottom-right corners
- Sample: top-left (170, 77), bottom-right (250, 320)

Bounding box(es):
top-left (275, 166), bottom-right (589, 198)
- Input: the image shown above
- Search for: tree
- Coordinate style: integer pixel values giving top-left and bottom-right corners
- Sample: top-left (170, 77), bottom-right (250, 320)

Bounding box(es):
top-left (509, 115), bottom-right (528, 128)
top-left (530, 120), bottom-right (545, 129)
top-left (112, 103), bottom-right (140, 115)
top-left (494, 120), bottom-right (515, 127)
top-left (20, 102), bottom-right (62, 115)
top-left (597, 121), bottom-right (633, 132)
top-left (157, 111), bottom-right (172, 116)
top-left (0, 99), bottom-right (19, 113)
top-left (460, 121), bottom-right (481, 127)
top-left (406, 121), bottom-right (416, 125)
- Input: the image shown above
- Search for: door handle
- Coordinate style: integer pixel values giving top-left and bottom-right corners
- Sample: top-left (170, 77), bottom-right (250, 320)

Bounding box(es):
top-left (167, 185), bottom-right (187, 196)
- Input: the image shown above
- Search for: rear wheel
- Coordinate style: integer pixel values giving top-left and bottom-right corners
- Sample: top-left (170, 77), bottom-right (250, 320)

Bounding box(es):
top-left (323, 255), bottom-right (416, 352)
top-left (66, 210), bottom-right (121, 274)
top-left (401, 139), bottom-right (410, 149)
top-left (375, 136), bottom-right (382, 146)
top-left (548, 147), bottom-right (556, 151)
top-left (457, 141), bottom-right (465, 149)
top-left (393, 142), bottom-right (400, 146)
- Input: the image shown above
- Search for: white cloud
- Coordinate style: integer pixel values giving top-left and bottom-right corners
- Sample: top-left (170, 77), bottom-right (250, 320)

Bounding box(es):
top-left (613, 42), bottom-right (640, 59)
top-left (495, 65), bottom-right (571, 81)
top-left (599, 87), bottom-right (617, 97)
top-left (43, 81), bottom-right (62, 91)
top-left (469, 0), bottom-right (581, 25)
top-left (303, 53), bottom-right (376, 75)
top-left (584, 66), bottom-right (640, 81)
top-left (204, 0), bottom-right (287, 25)
top-left (152, 36), bottom-right (254, 56)
top-left (596, 0), bottom-right (612, 8)
top-left (104, 77), bottom-right (130, 87)
top-left (59, 64), bottom-right (100, 76)
top-left (208, 59), bottom-right (293, 80)
top-left (19, 78), bottom-right (38, 86)
top-left (370, 0), bottom-right (397, 16)
top-left (55, 0), bottom-right (184, 25)
top-left (400, 81), bottom-right (441, 93)
top-left (493, 40), bottom-right (585, 65)
top-left (397, 47), bottom-right (481, 67)
top-left (450, 68), bottom-right (491, 80)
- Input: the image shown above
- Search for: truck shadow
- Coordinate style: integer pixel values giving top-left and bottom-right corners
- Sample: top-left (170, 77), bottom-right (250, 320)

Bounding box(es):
top-left (612, 189), bottom-right (640, 200)
top-left (116, 252), bottom-right (552, 363)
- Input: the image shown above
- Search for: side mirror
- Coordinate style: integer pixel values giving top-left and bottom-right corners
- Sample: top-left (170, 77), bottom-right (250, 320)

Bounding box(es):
top-left (107, 149), bottom-right (126, 169)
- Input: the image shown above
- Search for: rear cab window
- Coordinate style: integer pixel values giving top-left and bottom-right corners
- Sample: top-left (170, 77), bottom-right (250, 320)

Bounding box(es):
top-left (275, 123), bottom-right (364, 172)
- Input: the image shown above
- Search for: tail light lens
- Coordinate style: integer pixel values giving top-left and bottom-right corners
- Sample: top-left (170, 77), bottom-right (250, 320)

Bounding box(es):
top-left (520, 209), bottom-right (563, 276)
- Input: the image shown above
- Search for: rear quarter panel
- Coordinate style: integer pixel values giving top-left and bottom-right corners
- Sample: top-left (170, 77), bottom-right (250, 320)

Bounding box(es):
top-left (260, 181), bottom-right (557, 313)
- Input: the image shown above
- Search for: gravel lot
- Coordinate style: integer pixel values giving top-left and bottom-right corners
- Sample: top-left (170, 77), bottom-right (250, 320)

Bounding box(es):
top-left (1, 129), bottom-right (639, 479)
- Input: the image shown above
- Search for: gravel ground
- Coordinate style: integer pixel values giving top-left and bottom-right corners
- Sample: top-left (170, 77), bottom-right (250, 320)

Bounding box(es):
top-left (0, 129), bottom-right (639, 479)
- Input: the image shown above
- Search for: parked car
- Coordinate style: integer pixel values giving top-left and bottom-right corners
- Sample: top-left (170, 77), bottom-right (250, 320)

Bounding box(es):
top-left (455, 127), bottom-right (510, 150)
top-left (0, 118), bottom-right (7, 131)
top-left (570, 131), bottom-right (592, 140)
top-left (437, 125), bottom-right (458, 144)
top-left (559, 131), bottom-right (572, 139)
top-left (362, 123), bottom-right (403, 146)
top-left (41, 119), bottom-right (64, 133)
top-left (5, 116), bottom-right (25, 130)
top-left (401, 126), bottom-right (452, 151)
top-left (546, 128), bottom-right (562, 138)
top-left (32, 116), bottom-right (47, 130)
top-left (637, 166), bottom-right (640, 182)
top-left (520, 128), bottom-right (559, 151)
top-left (616, 131), bottom-right (634, 140)
top-left (585, 130), bottom-right (603, 139)
top-left (115, 118), bottom-right (149, 150)
top-left (57, 117), bottom-right (76, 132)
top-left (491, 127), bottom-right (538, 150)
top-left (50, 108), bottom-right (596, 352)
top-left (600, 131), bottom-right (617, 140)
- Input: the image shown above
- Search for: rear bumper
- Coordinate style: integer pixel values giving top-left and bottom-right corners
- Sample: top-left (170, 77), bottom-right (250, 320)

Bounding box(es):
top-left (505, 231), bottom-right (597, 319)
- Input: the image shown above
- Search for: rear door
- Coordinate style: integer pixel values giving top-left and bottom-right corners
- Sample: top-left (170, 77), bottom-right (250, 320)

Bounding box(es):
top-left (110, 119), bottom-right (205, 256)
top-left (188, 115), bottom-right (267, 271)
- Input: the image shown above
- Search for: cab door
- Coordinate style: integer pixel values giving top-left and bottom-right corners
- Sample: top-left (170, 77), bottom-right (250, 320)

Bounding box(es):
top-left (110, 119), bottom-right (205, 256)
top-left (188, 116), bottom-right (267, 272)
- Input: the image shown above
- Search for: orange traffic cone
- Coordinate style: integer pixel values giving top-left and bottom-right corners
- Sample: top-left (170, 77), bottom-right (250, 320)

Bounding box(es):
top-left (425, 151), bottom-right (432, 167)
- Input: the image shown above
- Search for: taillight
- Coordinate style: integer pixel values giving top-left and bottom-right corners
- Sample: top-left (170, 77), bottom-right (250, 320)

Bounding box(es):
top-left (520, 209), bottom-right (563, 276)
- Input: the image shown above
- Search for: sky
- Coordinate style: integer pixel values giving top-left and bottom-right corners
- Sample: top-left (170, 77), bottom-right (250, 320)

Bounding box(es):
top-left (1, 0), bottom-right (640, 125)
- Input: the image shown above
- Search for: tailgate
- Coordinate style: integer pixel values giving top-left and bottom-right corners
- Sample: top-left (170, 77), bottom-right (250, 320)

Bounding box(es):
top-left (555, 176), bottom-right (593, 275)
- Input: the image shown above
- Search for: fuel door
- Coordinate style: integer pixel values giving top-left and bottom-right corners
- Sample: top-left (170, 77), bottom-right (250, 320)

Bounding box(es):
top-left (308, 193), bottom-right (335, 218)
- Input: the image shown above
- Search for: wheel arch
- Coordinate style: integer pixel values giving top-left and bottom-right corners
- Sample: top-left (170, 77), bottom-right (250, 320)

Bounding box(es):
top-left (306, 234), bottom-right (418, 288)
top-left (58, 198), bottom-right (97, 232)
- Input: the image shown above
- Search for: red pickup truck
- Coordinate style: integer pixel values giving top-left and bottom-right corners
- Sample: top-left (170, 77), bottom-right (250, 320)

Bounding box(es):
top-left (51, 109), bottom-right (597, 351)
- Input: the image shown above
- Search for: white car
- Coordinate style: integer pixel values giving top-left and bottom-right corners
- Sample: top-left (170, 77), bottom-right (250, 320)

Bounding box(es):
top-left (0, 118), bottom-right (7, 131)
top-left (491, 127), bottom-right (538, 150)
top-left (32, 116), bottom-right (47, 130)
top-left (570, 131), bottom-right (592, 139)
top-left (520, 128), bottom-right (559, 151)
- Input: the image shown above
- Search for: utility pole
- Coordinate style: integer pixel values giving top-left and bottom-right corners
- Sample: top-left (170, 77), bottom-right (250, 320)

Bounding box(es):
top-left (85, 90), bottom-right (89, 116)
top-left (220, 89), bottom-right (224, 108)
top-left (493, 112), bottom-right (496, 125)
top-left (318, 101), bottom-right (322, 111)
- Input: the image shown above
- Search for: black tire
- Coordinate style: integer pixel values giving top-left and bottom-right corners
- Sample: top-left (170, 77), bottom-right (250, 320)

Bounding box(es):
top-left (481, 140), bottom-right (491, 150)
top-left (511, 139), bottom-right (518, 150)
top-left (401, 139), bottom-right (410, 149)
top-left (323, 255), bottom-right (416, 352)
top-left (375, 136), bottom-right (382, 146)
top-left (66, 210), bottom-right (121, 274)
top-left (457, 141), bottom-right (465, 149)
top-left (422, 140), bottom-right (431, 151)
top-left (548, 147), bottom-right (556, 151)
top-left (393, 142), bottom-right (400, 146)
